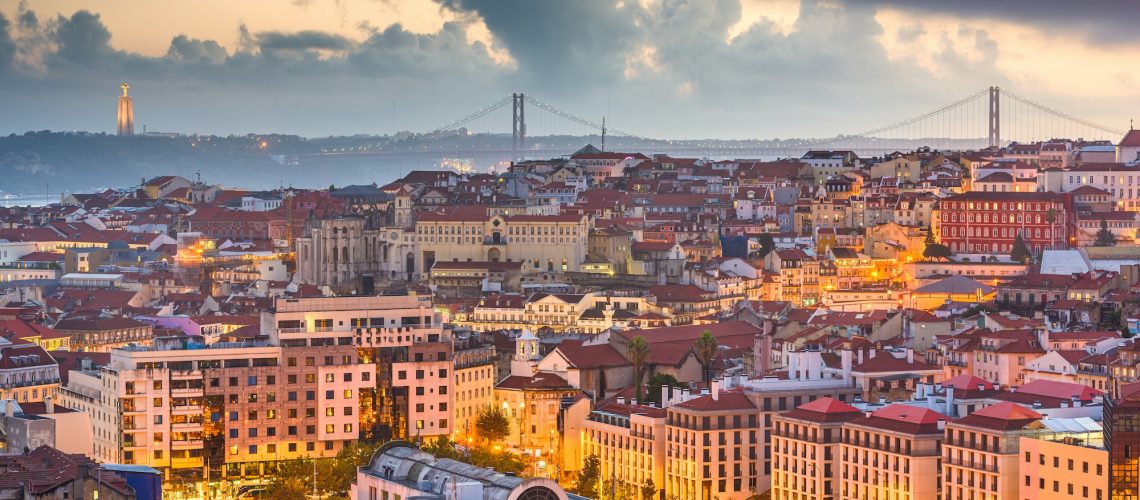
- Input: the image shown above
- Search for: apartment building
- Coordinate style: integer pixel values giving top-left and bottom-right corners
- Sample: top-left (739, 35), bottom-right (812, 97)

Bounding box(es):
top-left (581, 398), bottom-right (667, 496)
top-left (0, 340), bottom-right (60, 403)
top-left (665, 390), bottom-right (758, 500)
top-left (771, 397), bottom-right (861, 500)
top-left (53, 317), bottom-right (154, 352)
top-left (413, 208), bottom-right (589, 276)
top-left (1018, 419), bottom-right (1107, 500)
top-left (60, 337), bottom-right (374, 497)
top-left (942, 402), bottom-right (1042, 500)
top-left (840, 404), bottom-right (947, 500)
top-left (452, 343), bottom-right (495, 443)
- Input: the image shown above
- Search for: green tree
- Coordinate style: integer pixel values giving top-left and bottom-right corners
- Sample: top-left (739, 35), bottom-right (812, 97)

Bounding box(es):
top-left (262, 458), bottom-right (312, 499)
top-left (1010, 234), bottom-right (1031, 263)
top-left (924, 224), bottom-right (936, 246)
top-left (627, 335), bottom-right (651, 401)
top-left (475, 405), bottom-right (511, 444)
top-left (756, 232), bottom-right (776, 258)
top-left (693, 331), bottom-right (720, 384)
top-left (644, 373), bottom-right (685, 405)
top-left (1096, 218), bottom-right (1116, 246)
top-left (573, 454), bottom-right (603, 498)
top-left (468, 447), bottom-right (525, 474)
top-left (923, 243), bottom-right (952, 261)
top-left (424, 436), bottom-right (461, 460)
top-left (321, 441), bottom-right (382, 497)
top-left (1045, 208), bottom-right (1059, 249)
top-left (641, 477), bottom-right (657, 500)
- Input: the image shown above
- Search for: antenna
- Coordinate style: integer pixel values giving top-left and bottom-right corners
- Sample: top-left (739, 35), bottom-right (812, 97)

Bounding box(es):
top-left (601, 116), bottom-right (606, 152)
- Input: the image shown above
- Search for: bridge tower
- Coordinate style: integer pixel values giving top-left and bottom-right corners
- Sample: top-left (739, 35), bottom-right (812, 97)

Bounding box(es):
top-left (511, 92), bottom-right (526, 160)
top-left (988, 86), bottom-right (1000, 149)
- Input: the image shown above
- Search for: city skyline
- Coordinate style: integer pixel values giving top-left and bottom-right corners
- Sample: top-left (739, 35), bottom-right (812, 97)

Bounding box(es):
top-left (1, 0), bottom-right (1139, 139)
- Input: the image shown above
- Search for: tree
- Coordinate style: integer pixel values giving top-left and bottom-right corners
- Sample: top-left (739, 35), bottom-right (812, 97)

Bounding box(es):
top-left (1045, 208), bottom-right (1059, 249)
top-left (321, 440), bottom-right (382, 496)
top-left (641, 477), bottom-right (657, 500)
top-left (573, 454), bottom-right (603, 498)
top-left (693, 331), bottom-right (720, 384)
top-left (924, 225), bottom-right (936, 246)
top-left (756, 232), bottom-right (776, 258)
top-left (922, 243), bottom-right (952, 261)
top-left (423, 436), bottom-right (461, 460)
top-left (1010, 234), bottom-right (1032, 263)
top-left (475, 405), bottom-right (512, 445)
top-left (1096, 218), bottom-right (1116, 246)
top-left (644, 373), bottom-right (685, 405)
top-left (263, 458), bottom-right (312, 499)
top-left (627, 335), bottom-right (651, 401)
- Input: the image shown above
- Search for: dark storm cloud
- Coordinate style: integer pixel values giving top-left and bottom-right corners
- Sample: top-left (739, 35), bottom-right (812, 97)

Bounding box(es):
top-left (871, 0), bottom-right (1140, 45)
top-left (166, 35), bottom-right (228, 64)
top-left (53, 10), bottom-right (115, 65)
top-left (255, 30), bottom-right (351, 52)
top-left (436, 0), bottom-right (642, 86)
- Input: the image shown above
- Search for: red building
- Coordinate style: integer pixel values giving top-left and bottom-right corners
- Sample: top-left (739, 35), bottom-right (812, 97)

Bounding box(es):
top-left (939, 191), bottom-right (1074, 255)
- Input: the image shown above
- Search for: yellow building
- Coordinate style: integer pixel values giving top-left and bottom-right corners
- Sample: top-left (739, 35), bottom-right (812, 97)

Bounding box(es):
top-left (840, 404), bottom-right (947, 500)
top-left (772, 397), bottom-right (862, 500)
top-left (581, 398), bottom-right (667, 496)
top-left (943, 402), bottom-right (1042, 500)
top-left (1018, 422), bottom-right (1107, 500)
top-left (665, 391), bottom-right (760, 500)
top-left (452, 345), bottom-right (496, 444)
top-left (414, 208), bottom-right (588, 276)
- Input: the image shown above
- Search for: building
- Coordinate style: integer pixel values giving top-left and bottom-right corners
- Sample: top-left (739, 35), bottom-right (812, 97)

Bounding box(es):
top-left (264, 294), bottom-right (452, 440)
top-left (942, 402), bottom-right (1042, 500)
top-left (771, 397), bottom-right (862, 500)
top-left (59, 336), bottom-right (374, 497)
top-left (349, 441), bottom-right (584, 500)
top-left (1018, 417), bottom-right (1107, 500)
top-left (53, 317), bottom-right (154, 352)
top-left (117, 83), bottom-right (134, 136)
top-left (0, 340), bottom-right (60, 403)
top-left (939, 192), bottom-right (1074, 256)
top-left (0, 445), bottom-right (137, 499)
top-left (665, 390), bottom-right (759, 500)
top-left (580, 397), bottom-right (667, 498)
top-left (451, 344), bottom-right (495, 444)
top-left (1105, 381), bottom-right (1140, 500)
top-left (840, 404), bottom-right (947, 500)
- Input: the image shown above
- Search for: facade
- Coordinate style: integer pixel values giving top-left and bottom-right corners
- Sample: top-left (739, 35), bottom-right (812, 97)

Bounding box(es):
top-left (840, 404), bottom-right (946, 500)
top-left (580, 398), bottom-right (667, 498)
top-left (939, 192), bottom-right (1074, 255)
top-left (771, 397), bottom-right (862, 500)
top-left (53, 317), bottom-right (154, 353)
top-left (942, 402), bottom-right (1042, 500)
top-left (452, 344), bottom-right (495, 443)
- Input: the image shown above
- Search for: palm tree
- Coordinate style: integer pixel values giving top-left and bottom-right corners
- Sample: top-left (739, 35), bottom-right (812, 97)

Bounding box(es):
top-left (1045, 208), bottom-right (1058, 250)
top-left (626, 336), bottom-right (650, 401)
top-left (693, 331), bottom-right (719, 384)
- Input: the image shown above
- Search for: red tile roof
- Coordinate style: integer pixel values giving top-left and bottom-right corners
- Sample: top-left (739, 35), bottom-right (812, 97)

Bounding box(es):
top-left (673, 391), bottom-right (756, 412)
top-left (952, 402), bottom-right (1041, 432)
top-left (554, 340), bottom-right (630, 369)
top-left (781, 397), bottom-right (863, 423)
top-left (1016, 379), bottom-right (1101, 402)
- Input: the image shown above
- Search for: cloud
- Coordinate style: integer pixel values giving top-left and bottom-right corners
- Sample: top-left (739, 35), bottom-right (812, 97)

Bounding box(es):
top-left (166, 35), bottom-right (228, 64)
top-left (0, 13), bottom-right (14, 70)
top-left (53, 10), bottom-right (115, 66)
top-left (870, 0), bottom-right (1140, 46)
top-left (255, 30), bottom-right (351, 52)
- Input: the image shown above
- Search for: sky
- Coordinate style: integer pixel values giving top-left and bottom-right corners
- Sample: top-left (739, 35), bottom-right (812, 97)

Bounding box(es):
top-left (1, 0), bottom-right (1138, 140)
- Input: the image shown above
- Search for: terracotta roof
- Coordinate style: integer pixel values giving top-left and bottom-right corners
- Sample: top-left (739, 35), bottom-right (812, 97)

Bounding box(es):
top-left (952, 402), bottom-right (1041, 432)
top-left (781, 397), bottom-right (863, 423)
top-left (673, 391), bottom-right (756, 412)
top-left (553, 340), bottom-right (630, 369)
top-left (941, 373), bottom-right (995, 391)
top-left (1016, 379), bottom-right (1101, 402)
top-left (852, 404), bottom-right (948, 435)
top-left (1119, 130), bottom-right (1140, 147)
top-left (495, 373), bottom-right (574, 391)
top-left (853, 352), bottom-right (938, 374)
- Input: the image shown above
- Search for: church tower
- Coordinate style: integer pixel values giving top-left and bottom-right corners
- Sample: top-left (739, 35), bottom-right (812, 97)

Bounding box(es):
top-left (510, 329), bottom-right (540, 377)
top-left (117, 83), bottom-right (135, 136)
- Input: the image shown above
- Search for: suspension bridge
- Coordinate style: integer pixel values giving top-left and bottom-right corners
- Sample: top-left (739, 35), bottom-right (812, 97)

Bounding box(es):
top-left (306, 86), bottom-right (1126, 166)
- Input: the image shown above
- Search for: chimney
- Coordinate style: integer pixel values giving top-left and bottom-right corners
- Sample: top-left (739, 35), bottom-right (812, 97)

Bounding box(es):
top-left (1032, 401), bottom-right (1043, 408)
top-left (977, 383), bottom-right (985, 392)
top-left (869, 348), bottom-right (877, 359)
top-left (857, 349), bottom-right (864, 365)
top-left (617, 397), bottom-right (626, 405)
top-left (44, 395), bottom-right (53, 414)
top-left (916, 382), bottom-right (926, 400)
top-left (945, 386), bottom-right (956, 417)
top-left (840, 349), bottom-right (853, 387)
top-left (711, 380), bottom-right (721, 401)
top-left (4, 400), bottom-right (12, 417)
top-left (1072, 395), bottom-right (1082, 408)
top-left (906, 347), bottom-right (914, 364)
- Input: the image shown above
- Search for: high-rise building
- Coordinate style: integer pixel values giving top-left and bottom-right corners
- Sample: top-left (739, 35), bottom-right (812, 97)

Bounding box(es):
top-left (1106, 382), bottom-right (1140, 500)
top-left (117, 83), bottom-right (134, 136)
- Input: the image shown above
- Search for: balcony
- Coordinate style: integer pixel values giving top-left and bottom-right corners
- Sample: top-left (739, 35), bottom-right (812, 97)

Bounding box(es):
top-left (171, 421), bottom-right (204, 431)
top-left (171, 405), bottom-right (203, 415)
top-left (171, 439), bottom-right (204, 449)
top-left (171, 387), bottom-right (204, 396)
